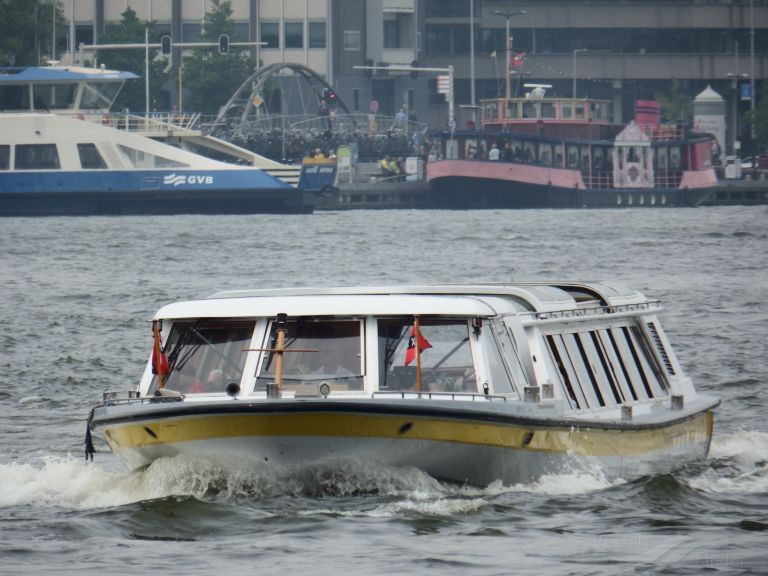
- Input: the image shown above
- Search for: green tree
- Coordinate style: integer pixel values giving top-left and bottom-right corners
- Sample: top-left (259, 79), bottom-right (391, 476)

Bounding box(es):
top-left (655, 80), bottom-right (692, 124)
top-left (97, 8), bottom-right (171, 112)
top-left (181, 0), bottom-right (257, 115)
top-left (0, 0), bottom-right (66, 66)
top-left (744, 92), bottom-right (768, 151)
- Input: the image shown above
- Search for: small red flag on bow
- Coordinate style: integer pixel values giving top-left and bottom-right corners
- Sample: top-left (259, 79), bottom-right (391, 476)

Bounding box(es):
top-left (152, 320), bottom-right (169, 381)
top-left (404, 324), bottom-right (432, 366)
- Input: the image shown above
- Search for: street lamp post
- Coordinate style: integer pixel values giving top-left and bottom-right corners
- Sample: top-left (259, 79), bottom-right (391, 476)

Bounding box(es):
top-left (749, 0), bottom-right (755, 139)
top-left (493, 9), bottom-right (526, 101)
top-left (572, 48), bottom-right (588, 99)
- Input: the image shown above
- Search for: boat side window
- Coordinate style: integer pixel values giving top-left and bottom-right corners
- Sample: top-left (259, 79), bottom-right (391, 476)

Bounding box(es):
top-left (80, 82), bottom-right (122, 110)
top-left (561, 102), bottom-right (573, 119)
top-left (14, 144), bottom-right (60, 170)
top-left (483, 101), bottom-right (498, 121)
top-left (117, 144), bottom-right (188, 168)
top-left (0, 85), bottom-right (29, 110)
top-left (0, 145), bottom-right (9, 170)
top-left (255, 319), bottom-right (364, 392)
top-left (540, 101), bottom-right (556, 119)
top-left (150, 320), bottom-right (256, 395)
top-left (505, 101), bottom-right (518, 119)
top-left (522, 101), bottom-right (536, 119)
top-left (77, 143), bottom-right (107, 169)
top-left (32, 84), bottom-right (77, 110)
top-left (378, 318), bottom-right (477, 393)
top-left (574, 102), bottom-right (586, 120)
top-left (543, 323), bottom-right (670, 411)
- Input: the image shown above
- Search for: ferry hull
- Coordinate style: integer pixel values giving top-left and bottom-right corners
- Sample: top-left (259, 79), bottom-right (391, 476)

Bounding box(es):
top-left (429, 176), bottom-right (715, 209)
top-left (427, 160), bottom-right (716, 209)
top-left (92, 401), bottom-right (715, 485)
top-left (0, 188), bottom-right (310, 216)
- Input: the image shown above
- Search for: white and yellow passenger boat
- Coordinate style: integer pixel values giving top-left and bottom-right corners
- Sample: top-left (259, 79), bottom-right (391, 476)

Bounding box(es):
top-left (87, 283), bottom-right (719, 485)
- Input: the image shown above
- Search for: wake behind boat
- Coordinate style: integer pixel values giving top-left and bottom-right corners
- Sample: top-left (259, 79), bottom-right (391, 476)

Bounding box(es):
top-left (87, 283), bottom-right (718, 486)
top-left (0, 66), bottom-right (308, 215)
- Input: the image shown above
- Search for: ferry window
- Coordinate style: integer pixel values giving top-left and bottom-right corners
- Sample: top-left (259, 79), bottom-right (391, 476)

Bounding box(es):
top-left (0, 145), bottom-right (9, 170)
top-left (117, 144), bottom-right (187, 168)
top-left (284, 21), bottom-right (303, 49)
top-left (32, 84), bottom-right (76, 110)
top-left (0, 85), bottom-right (29, 110)
top-left (540, 101), bottom-right (556, 119)
top-left (522, 101), bottom-right (536, 119)
top-left (566, 145), bottom-right (579, 168)
top-left (151, 320), bottom-right (256, 395)
top-left (256, 319), bottom-right (363, 392)
top-left (554, 144), bottom-right (564, 166)
top-left (80, 82), bottom-right (121, 110)
top-left (483, 102), bottom-right (497, 121)
top-left (505, 101), bottom-right (518, 119)
top-left (260, 22), bottom-right (280, 49)
top-left (489, 319), bottom-right (528, 397)
top-left (14, 144), bottom-right (60, 170)
top-left (561, 102), bottom-right (573, 119)
top-left (574, 102), bottom-right (585, 119)
top-left (538, 143), bottom-right (552, 165)
top-left (77, 143), bottom-right (107, 169)
top-left (309, 21), bottom-right (326, 49)
top-left (378, 318), bottom-right (477, 394)
top-left (669, 147), bottom-right (681, 170)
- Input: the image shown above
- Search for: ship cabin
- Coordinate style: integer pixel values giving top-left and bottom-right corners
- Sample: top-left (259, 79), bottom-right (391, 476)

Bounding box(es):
top-left (439, 91), bottom-right (715, 191)
top-left (0, 66), bottom-right (135, 115)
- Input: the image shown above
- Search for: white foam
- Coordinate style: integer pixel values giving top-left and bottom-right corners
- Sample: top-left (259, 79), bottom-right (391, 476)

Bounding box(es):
top-left (686, 430), bottom-right (768, 494)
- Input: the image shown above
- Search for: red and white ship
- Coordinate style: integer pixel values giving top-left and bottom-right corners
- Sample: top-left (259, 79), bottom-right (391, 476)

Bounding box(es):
top-left (427, 89), bottom-right (718, 208)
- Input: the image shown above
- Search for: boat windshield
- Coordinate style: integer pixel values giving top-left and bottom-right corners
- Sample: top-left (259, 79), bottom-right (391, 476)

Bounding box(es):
top-left (256, 319), bottom-right (364, 392)
top-left (378, 318), bottom-right (477, 393)
top-left (150, 320), bottom-right (256, 394)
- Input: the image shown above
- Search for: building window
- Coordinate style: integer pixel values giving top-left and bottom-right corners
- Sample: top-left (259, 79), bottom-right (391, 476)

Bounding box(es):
top-left (260, 21), bottom-right (279, 49)
top-left (233, 21), bottom-right (249, 42)
top-left (15, 144), bottom-right (60, 170)
top-left (384, 15), bottom-right (400, 49)
top-left (309, 21), bottom-right (326, 49)
top-left (284, 21), bottom-right (303, 49)
top-left (182, 22), bottom-right (201, 43)
top-left (343, 30), bottom-right (361, 51)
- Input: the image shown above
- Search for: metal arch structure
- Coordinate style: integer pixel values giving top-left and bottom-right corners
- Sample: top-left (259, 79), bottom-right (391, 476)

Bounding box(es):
top-left (212, 62), bottom-right (350, 128)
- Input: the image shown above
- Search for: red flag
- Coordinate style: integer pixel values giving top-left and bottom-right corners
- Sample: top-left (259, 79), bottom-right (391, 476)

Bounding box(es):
top-left (509, 51), bottom-right (525, 69)
top-left (404, 325), bottom-right (432, 367)
top-left (152, 321), bottom-right (169, 378)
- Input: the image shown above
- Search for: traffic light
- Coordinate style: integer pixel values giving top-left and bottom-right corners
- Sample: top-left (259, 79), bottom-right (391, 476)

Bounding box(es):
top-left (218, 34), bottom-right (230, 55)
top-left (160, 35), bottom-right (171, 55)
top-left (364, 58), bottom-right (373, 79)
top-left (325, 88), bottom-right (338, 105)
top-left (410, 60), bottom-right (418, 79)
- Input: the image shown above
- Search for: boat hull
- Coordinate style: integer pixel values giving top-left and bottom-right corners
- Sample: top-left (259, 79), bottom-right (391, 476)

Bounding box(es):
top-left (427, 160), bottom-right (716, 208)
top-left (0, 171), bottom-right (310, 216)
top-left (91, 400), bottom-right (715, 485)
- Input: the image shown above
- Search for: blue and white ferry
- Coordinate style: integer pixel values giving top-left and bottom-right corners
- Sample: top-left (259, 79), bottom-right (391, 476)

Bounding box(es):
top-left (0, 66), bottom-right (308, 215)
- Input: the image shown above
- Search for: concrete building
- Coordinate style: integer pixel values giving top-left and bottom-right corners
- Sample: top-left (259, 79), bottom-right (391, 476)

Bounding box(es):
top-left (61, 0), bottom-right (767, 152)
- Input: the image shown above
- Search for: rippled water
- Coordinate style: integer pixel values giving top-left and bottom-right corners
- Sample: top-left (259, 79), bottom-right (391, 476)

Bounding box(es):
top-left (1, 207), bottom-right (766, 575)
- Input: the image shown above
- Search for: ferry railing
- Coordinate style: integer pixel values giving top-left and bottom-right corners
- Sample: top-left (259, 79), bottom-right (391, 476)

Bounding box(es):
top-left (63, 110), bottom-right (204, 134)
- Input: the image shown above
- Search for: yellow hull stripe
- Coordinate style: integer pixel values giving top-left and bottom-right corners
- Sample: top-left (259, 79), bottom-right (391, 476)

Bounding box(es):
top-left (102, 410), bottom-right (714, 458)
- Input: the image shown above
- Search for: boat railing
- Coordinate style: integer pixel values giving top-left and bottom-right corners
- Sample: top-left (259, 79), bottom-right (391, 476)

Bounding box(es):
top-left (101, 390), bottom-right (182, 406)
top-left (373, 390), bottom-right (511, 402)
top-left (60, 110), bottom-right (203, 135)
top-left (521, 300), bottom-right (662, 322)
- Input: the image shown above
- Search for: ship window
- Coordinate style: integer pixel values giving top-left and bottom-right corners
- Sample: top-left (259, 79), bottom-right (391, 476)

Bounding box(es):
top-left (0, 85), bottom-right (30, 110)
top-left (378, 318), bottom-right (477, 394)
top-left (540, 101), bottom-right (556, 119)
top-left (574, 102), bottom-right (586, 119)
top-left (256, 319), bottom-right (364, 392)
top-left (32, 84), bottom-right (77, 110)
top-left (545, 323), bottom-right (670, 411)
top-left (505, 101), bottom-right (518, 119)
top-left (483, 101), bottom-right (497, 121)
top-left (77, 143), bottom-right (107, 169)
top-left (150, 320), bottom-right (256, 395)
top-left (522, 101), bottom-right (536, 119)
top-left (561, 102), bottom-right (573, 119)
top-left (14, 144), bottom-right (60, 170)
top-left (117, 144), bottom-right (187, 168)
top-left (0, 145), bottom-right (9, 170)
top-left (80, 82), bottom-right (122, 110)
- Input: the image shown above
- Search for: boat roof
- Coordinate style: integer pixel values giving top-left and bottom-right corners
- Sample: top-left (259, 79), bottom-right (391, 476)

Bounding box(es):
top-left (0, 66), bottom-right (137, 84)
top-left (154, 282), bottom-right (653, 320)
